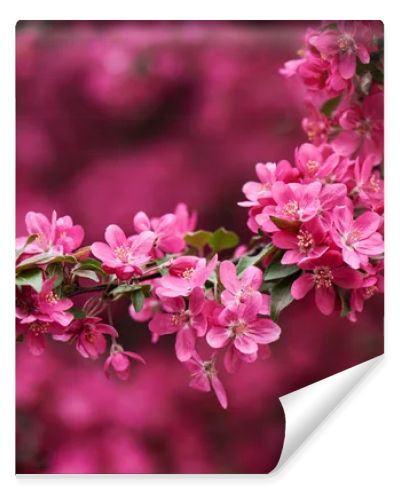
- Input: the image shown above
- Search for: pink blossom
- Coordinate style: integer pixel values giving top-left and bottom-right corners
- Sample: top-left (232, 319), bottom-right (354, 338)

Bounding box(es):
top-left (219, 260), bottom-right (270, 314)
top-left (133, 211), bottom-right (185, 256)
top-left (240, 160), bottom-right (298, 207)
top-left (294, 143), bottom-right (340, 181)
top-left (330, 206), bottom-right (384, 269)
top-left (156, 255), bottom-right (218, 298)
top-left (16, 210), bottom-right (84, 256)
top-left (149, 287), bottom-right (206, 362)
top-left (349, 271), bottom-right (383, 322)
top-left (185, 352), bottom-right (228, 409)
top-left (255, 181), bottom-right (322, 232)
top-left (103, 345), bottom-right (145, 381)
top-left (91, 224), bottom-right (154, 279)
top-left (317, 183), bottom-right (348, 230)
top-left (291, 251), bottom-right (363, 315)
top-left (272, 217), bottom-right (329, 265)
top-left (24, 321), bottom-right (50, 356)
top-left (53, 317), bottom-right (118, 359)
top-left (309, 22), bottom-right (373, 80)
top-left (206, 296), bottom-right (281, 368)
top-left (332, 91), bottom-right (384, 162)
top-left (16, 276), bottom-right (73, 327)
top-left (302, 104), bottom-right (331, 145)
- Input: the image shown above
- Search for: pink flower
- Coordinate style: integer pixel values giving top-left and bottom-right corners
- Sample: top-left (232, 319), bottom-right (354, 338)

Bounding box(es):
top-left (352, 155), bottom-right (384, 211)
top-left (52, 317), bottom-right (118, 359)
top-left (330, 206), bottom-right (384, 269)
top-left (16, 276), bottom-right (73, 327)
top-left (294, 143), bottom-right (340, 181)
top-left (349, 271), bottom-right (383, 322)
top-left (185, 353), bottom-right (228, 409)
top-left (16, 210), bottom-right (84, 256)
top-left (206, 296), bottom-right (281, 367)
top-left (219, 260), bottom-right (270, 314)
top-left (240, 160), bottom-right (298, 206)
top-left (332, 91), bottom-right (384, 162)
top-left (291, 251), bottom-right (363, 315)
top-left (317, 183), bottom-right (348, 230)
top-left (309, 22), bottom-right (373, 80)
top-left (272, 218), bottom-right (329, 265)
top-left (149, 287), bottom-right (206, 362)
top-left (103, 345), bottom-right (145, 381)
top-left (133, 211), bottom-right (185, 256)
top-left (156, 255), bottom-right (218, 298)
top-left (91, 224), bottom-right (154, 279)
top-left (255, 181), bottom-right (322, 232)
top-left (24, 321), bottom-right (50, 356)
top-left (302, 105), bottom-right (331, 145)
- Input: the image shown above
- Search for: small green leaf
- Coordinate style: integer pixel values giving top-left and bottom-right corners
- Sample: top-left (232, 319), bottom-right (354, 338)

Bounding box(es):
top-left (185, 230), bottom-right (213, 250)
top-left (67, 306), bottom-right (86, 319)
top-left (322, 22), bottom-right (337, 31)
top-left (264, 255), bottom-right (299, 281)
top-left (209, 228), bottom-right (239, 253)
top-left (270, 274), bottom-right (299, 320)
top-left (236, 244), bottom-right (275, 275)
top-left (73, 269), bottom-right (100, 283)
top-left (74, 258), bottom-right (104, 272)
top-left (130, 288), bottom-right (145, 312)
top-left (270, 216), bottom-right (301, 233)
top-left (320, 95), bottom-right (342, 117)
top-left (110, 284), bottom-right (140, 296)
top-left (46, 262), bottom-right (64, 287)
top-left (15, 268), bottom-right (43, 292)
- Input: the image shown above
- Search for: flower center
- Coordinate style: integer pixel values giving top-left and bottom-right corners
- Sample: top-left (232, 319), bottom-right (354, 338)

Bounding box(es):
top-left (313, 266), bottom-right (333, 288)
top-left (171, 311), bottom-right (190, 326)
top-left (363, 285), bottom-right (378, 299)
top-left (337, 34), bottom-right (355, 52)
top-left (113, 245), bottom-right (131, 263)
top-left (203, 360), bottom-right (216, 377)
top-left (30, 322), bottom-right (49, 336)
top-left (306, 159), bottom-right (320, 174)
top-left (45, 291), bottom-right (59, 304)
top-left (356, 119), bottom-right (371, 137)
top-left (229, 320), bottom-right (248, 337)
top-left (236, 286), bottom-right (253, 303)
top-left (297, 229), bottom-right (314, 254)
top-left (368, 174), bottom-right (380, 193)
top-left (346, 230), bottom-right (362, 246)
top-left (86, 333), bottom-right (96, 343)
top-left (282, 200), bottom-right (299, 217)
top-left (182, 268), bottom-right (195, 280)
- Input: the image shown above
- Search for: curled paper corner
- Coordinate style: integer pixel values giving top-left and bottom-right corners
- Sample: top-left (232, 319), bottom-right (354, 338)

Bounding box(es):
top-left (273, 355), bottom-right (383, 472)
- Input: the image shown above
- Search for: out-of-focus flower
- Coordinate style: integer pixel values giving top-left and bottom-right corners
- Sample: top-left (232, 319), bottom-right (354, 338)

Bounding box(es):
top-left (104, 345), bottom-right (145, 381)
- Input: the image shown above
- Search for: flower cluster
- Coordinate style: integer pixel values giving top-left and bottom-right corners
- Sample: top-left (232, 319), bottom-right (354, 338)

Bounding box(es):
top-left (16, 21), bottom-right (384, 409)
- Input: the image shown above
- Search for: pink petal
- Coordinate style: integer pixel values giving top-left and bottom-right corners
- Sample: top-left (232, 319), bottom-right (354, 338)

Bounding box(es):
top-left (91, 241), bottom-right (115, 262)
top-left (224, 344), bottom-right (242, 374)
top-left (189, 287), bottom-right (205, 316)
top-left (333, 267), bottom-right (363, 289)
top-left (233, 334), bottom-right (258, 354)
top-left (149, 312), bottom-right (178, 335)
top-left (175, 325), bottom-right (196, 362)
top-left (111, 352), bottom-right (130, 372)
top-left (353, 211), bottom-right (381, 238)
top-left (272, 231), bottom-right (297, 250)
top-left (219, 260), bottom-right (239, 292)
top-left (291, 273), bottom-right (314, 299)
top-left (206, 326), bottom-right (230, 349)
top-left (133, 211), bottom-right (151, 232)
top-left (339, 51), bottom-right (356, 79)
top-left (189, 371), bottom-right (211, 392)
top-left (105, 224), bottom-right (127, 248)
top-left (315, 286), bottom-right (336, 315)
top-left (211, 375), bottom-right (228, 409)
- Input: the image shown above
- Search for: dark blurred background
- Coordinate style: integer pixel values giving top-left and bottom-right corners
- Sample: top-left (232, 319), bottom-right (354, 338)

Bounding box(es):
top-left (16, 21), bottom-right (383, 474)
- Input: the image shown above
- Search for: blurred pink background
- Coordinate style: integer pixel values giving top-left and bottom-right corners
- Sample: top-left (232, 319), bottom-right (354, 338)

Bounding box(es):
top-left (16, 21), bottom-right (383, 474)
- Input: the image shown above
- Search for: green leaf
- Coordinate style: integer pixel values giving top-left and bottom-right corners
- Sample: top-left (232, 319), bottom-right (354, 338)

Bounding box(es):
top-left (320, 95), bottom-right (342, 117)
top-left (110, 284), bottom-right (141, 296)
top-left (67, 306), bottom-right (86, 319)
top-left (130, 288), bottom-right (145, 312)
top-left (73, 269), bottom-right (100, 283)
top-left (236, 244), bottom-right (275, 275)
top-left (185, 230), bottom-right (213, 250)
top-left (264, 259), bottom-right (299, 281)
top-left (269, 216), bottom-right (301, 233)
top-left (270, 275), bottom-right (298, 320)
top-left (15, 268), bottom-right (43, 292)
top-left (46, 262), bottom-right (64, 287)
top-left (15, 234), bottom-right (39, 261)
top-left (209, 228), bottom-right (239, 253)
top-left (322, 22), bottom-right (337, 31)
top-left (16, 253), bottom-right (76, 273)
top-left (74, 258), bottom-right (104, 272)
